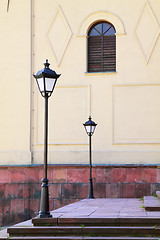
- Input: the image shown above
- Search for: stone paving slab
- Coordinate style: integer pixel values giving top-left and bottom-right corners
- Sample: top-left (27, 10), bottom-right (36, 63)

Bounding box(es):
top-left (1, 198), bottom-right (160, 239)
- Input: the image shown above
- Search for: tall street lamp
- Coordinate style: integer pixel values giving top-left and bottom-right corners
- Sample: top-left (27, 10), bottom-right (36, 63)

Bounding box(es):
top-left (33, 59), bottom-right (61, 218)
top-left (83, 116), bottom-right (97, 199)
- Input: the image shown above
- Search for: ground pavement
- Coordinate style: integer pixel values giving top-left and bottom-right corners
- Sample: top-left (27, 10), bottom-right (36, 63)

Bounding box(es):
top-left (1, 198), bottom-right (160, 239)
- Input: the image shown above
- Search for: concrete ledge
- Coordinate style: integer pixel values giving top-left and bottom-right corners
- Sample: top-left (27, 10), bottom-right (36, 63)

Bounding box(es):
top-left (156, 191), bottom-right (160, 199)
top-left (144, 196), bottom-right (160, 211)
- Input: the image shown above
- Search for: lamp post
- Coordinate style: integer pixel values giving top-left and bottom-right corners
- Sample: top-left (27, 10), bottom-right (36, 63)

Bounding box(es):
top-left (33, 60), bottom-right (60, 218)
top-left (83, 116), bottom-right (97, 199)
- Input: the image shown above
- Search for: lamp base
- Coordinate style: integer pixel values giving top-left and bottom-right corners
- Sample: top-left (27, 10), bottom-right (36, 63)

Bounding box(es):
top-left (38, 178), bottom-right (52, 218)
top-left (88, 178), bottom-right (94, 199)
top-left (37, 211), bottom-right (52, 218)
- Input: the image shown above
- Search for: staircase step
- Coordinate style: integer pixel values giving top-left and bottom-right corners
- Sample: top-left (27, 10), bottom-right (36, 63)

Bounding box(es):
top-left (32, 217), bottom-right (160, 226)
top-left (7, 226), bottom-right (160, 237)
top-left (144, 196), bottom-right (160, 211)
top-left (58, 218), bottom-right (160, 226)
top-left (8, 236), bottom-right (160, 240)
top-left (9, 237), bottom-right (82, 240)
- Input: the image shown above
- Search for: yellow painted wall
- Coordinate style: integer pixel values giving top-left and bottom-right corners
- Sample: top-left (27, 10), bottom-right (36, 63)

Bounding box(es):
top-left (0, 0), bottom-right (160, 165)
top-left (0, 0), bottom-right (31, 164)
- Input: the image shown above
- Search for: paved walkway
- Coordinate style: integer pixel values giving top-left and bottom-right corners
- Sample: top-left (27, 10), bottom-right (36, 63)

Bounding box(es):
top-left (52, 198), bottom-right (160, 218)
top-left (1, 198), bottom-right (160, 238)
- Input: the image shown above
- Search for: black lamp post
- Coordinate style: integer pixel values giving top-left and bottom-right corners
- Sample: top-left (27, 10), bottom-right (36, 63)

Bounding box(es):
top-left (33, 60), bottom-right (60, 218)
top-left (83, 116), bottom-right (97, 199)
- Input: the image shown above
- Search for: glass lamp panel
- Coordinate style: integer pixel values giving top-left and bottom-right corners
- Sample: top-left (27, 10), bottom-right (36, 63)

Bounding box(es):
top-left (37, 78), bottom-right (44, 92)
top-left (91, 125), bottom-right (96, 133)
top-left (45, 78), bottom-right (56, 92)
top-left (85, 125), bottom-right (91, 134)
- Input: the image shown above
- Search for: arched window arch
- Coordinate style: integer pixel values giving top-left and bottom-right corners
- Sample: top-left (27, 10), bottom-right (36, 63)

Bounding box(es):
top-left (88, 21), bottom-right (116, 72)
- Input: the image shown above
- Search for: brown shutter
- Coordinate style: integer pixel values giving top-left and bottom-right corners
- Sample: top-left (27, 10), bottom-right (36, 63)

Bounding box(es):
top-left (103, 35), bottom-right (116, 72)
top-left (88, 35), bottom-right (116, 72)
top-left (88, 36), bottom-right (102, 72)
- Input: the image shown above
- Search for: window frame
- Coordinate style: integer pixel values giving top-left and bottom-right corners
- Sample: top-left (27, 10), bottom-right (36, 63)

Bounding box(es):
top-left (87, 21), bottom-right (116, 73)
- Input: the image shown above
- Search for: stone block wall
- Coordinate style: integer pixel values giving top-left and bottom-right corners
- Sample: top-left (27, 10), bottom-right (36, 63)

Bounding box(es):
top-left (0, 165), bottom-right (160, 226)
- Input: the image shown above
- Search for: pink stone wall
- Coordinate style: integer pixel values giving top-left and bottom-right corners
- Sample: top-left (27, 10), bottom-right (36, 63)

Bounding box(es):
top-left (0, 165), bottom-right (159, 226)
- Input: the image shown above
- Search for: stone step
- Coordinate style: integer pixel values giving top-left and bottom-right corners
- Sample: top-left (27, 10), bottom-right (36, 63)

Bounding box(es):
top-left (7, 226), bottom-right (160, 237)
top-left (8, 237), bottom-right (83, 240)
top-left (58, 217), bottom-right (160, 226)
top-left (8, 236), bottom-right (160, 240)
top-left (144, 196), bottom-right (160, 211)
top-left (32, 217), bottom-right (160, 226)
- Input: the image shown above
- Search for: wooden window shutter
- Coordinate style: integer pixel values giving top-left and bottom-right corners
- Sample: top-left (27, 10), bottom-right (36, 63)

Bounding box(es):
top-left (88, 36), bottom-right (102, 72)
top-left (103, 35), bottom-right (116, 72)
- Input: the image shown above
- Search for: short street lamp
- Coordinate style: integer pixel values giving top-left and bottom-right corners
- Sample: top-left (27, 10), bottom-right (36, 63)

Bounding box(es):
top-left (33, 60), bottom-right (60, 218)
top-left (83, 116), bottom-right (97, 198)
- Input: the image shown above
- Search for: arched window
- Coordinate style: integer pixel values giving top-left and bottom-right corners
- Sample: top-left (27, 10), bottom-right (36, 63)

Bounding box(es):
top-left (88, 21), bottom-right (116, 72)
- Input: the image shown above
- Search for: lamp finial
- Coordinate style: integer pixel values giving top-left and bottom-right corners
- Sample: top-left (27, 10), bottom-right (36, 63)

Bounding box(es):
top-left (44, 59), bottom-right (50, 68)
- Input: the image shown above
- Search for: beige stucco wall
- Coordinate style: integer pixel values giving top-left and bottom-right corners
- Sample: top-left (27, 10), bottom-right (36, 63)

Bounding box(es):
top-left (0, 0), bottom-right (31, 164)
top-left (0, 0), bottom-right (160, 165)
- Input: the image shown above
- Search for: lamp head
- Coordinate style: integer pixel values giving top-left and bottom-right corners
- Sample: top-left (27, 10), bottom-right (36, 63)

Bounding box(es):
top-left (33, 59), bottom-right (61, 97)
top-left (83, 116), bottom-right (97, 136)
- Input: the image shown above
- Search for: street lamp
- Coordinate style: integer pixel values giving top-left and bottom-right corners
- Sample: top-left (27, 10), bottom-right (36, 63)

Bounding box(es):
top-left (33, 59), bottom-right (60, 218)
top-left (83, 116), bottom-right (97, 198)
